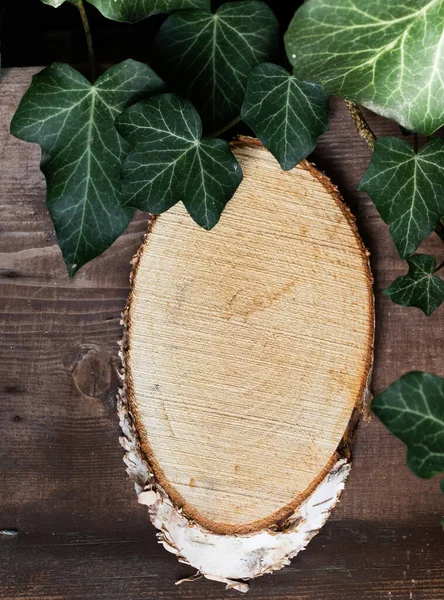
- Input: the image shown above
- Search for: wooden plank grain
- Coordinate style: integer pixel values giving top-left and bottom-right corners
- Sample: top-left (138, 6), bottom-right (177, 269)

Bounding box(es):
top-left (1, 68), bottom-right (443, 599)
top-left (1, 524), bottom-right (443, 600)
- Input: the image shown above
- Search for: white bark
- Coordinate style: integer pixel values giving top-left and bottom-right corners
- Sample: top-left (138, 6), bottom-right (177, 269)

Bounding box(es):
top-left (117, 344), bottom-right (351, 592)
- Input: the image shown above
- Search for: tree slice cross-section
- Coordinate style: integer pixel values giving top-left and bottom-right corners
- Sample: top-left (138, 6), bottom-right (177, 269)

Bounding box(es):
top-left (119, 137), bottom-right (374, 589)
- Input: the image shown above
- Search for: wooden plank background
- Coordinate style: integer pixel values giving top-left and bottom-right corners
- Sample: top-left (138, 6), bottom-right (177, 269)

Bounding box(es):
top-left (1, 68), bottom-right (443, 600)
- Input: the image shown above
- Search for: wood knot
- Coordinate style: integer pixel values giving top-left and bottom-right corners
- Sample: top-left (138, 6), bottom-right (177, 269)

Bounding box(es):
top-left (63, 344), bottom-right (119, 405)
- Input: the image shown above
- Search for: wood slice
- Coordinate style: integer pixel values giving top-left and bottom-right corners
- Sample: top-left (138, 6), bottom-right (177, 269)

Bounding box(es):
top-left (119, 137), bottom-right (374, 589)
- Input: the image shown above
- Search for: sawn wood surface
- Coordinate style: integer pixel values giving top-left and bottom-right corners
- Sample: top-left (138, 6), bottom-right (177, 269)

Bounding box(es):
top-left (1, 68), bottom-right (443, 600)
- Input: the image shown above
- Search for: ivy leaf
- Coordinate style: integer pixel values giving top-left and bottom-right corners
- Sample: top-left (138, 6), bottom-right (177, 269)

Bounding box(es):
top-left (40, 0), bottom-right (210, 21)
top-left (285, 0), bottom-right (444, 135)
top-left (372, 372), bottom-right (444, 479)
top-left (383, 255), bottom-right (444, 316)
top-left (40, 0), bottom-right (69, 6)
top-left (241, 63), bottom-right (329, 171)
top-left (154, 1), bottom-right (279, 132)
top-left (11, 60), bottom-right (164, 275)
top-left (359, 138), bottom-right (444, 258)
top-left (116, 94), bottom-right (242, 229)
top-left (87, 0), bottom-right (210, 23)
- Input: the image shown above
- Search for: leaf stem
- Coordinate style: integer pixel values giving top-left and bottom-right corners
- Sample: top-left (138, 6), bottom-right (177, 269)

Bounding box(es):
top-left (344, 100), bottom-right (376, 151)
top-left (435, 221), bottom-right (444, 244)
top-left (414, 132), bottom-right (419, 153)
top-left (207, 116), bottom-right (241, 139)
top-left (76, 0), bottom-right (96, 82)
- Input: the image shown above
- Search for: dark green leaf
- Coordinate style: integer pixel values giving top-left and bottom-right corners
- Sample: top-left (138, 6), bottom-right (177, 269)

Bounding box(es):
top-left (11, 60), bottom-right (164, 275)
top-left (87, 0), bottom-right (210, 22)
top-left (383, 255), bottom-right (444, 316)
top-left (116, 94), bottom-right (242, 229)
top-left (241, 63), bottom-right (329, 171)
top-left (285, 0), bottom-right (444, 135)
top-left (359, 138), bottom-right (444, 258)
top-left (41, 0), bottom-right (210, 21)
top-left (372, 371), bottom-right (444, 479)
top-left (154, 1), bottom-right (279, 132)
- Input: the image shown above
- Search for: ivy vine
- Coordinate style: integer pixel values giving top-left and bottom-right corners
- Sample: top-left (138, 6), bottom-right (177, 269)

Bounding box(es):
top-left (7, 0), bottom-right (444, 517)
